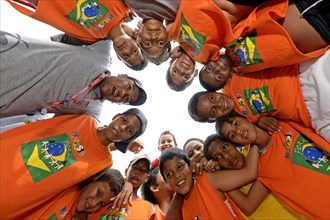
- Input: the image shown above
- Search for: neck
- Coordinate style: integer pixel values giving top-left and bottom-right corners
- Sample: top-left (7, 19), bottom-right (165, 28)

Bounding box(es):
top-left (108, 25), bottom-right (125, 40)
top-left (254, 126), bottom-right (271, 151)
top-left (133, 188), bottom-right (139, 199)
top-left (96, 128), bottom-right (112, 147)
top-left (155, 194), bottom-right (172, 213)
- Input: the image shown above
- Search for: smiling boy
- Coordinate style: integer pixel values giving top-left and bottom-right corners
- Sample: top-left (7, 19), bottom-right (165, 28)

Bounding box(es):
top-left (0, 31), bottom-right (147, 120)
top-left (0, 108), bottom-right (147, 219)
top-left (159, 147), bottom-right (259, 219)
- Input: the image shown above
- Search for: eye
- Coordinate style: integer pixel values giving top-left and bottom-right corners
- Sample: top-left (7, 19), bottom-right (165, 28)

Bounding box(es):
top-left (233, 120), bottom-right (239, 126)
top-left (229, 132), bottom-right (236, 140)
top-left (123, 55), bottom-right (129, 61)
top-left (206, 65), bottom-right (212, 72)
top-left (97, 189), bottom-right (102, 197)
top-left (132, 48), bottom-right (137, 55)
top-left (173, 69), bottom-right (177, 74)
top-left (188, 152), bottom-right (193, 158)
top-left (177, 163), bottom-right (184, 170)
top-left (128, 84), bottom-right (133, 91)
top-left (144, 41), bottom-right (151, 47)
top-left (209, 94), bottom-right (215, 102)
top-left (121, 117), bottom-right (127, 123)
top-left (215, 154), bottom-right (221, 161)
top-left (165, 171), bottom-right (173, 179)
top-left (158, 41), bottom-right (165, 47)
top-left (222, 144), bottom-right (228, 150)
top-left (127, 127), bottom-right (134, 135)
top-left (196, 146), bottom-right (202, 151)
top-left (183, 75), bottom-right (190, 81)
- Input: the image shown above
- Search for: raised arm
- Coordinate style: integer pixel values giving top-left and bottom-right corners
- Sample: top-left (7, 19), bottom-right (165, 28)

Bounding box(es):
top-left (165, 193), bottom-right (183, 220)
top-left (227, 180), bottom-right (269, 216)
top-left (207, 145), bottom-right (259, 192)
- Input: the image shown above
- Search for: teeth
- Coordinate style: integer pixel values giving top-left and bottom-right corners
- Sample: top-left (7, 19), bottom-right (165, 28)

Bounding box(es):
top-left (177, 179), bottom-right (185, 186)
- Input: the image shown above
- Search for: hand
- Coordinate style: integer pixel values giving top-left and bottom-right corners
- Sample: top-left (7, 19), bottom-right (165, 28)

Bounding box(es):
top-left (204, 159), bottom-right (221, 172)
top-left (190, 156), bottom-right (207, 176)
top-left (127, 139), bottom-right (144, 154)
top-left (123, 11), bottom-right (137, 23)
top-left (257, 116), bottom-right (281, 135)
top-left (110, 181), bottom-right (133, 210)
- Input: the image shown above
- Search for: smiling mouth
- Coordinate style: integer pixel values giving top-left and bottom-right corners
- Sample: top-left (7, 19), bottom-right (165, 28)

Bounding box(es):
top-left (177, 179), bottom-right (186, 187)
top-left (112, 87), bottom-right (119, 97)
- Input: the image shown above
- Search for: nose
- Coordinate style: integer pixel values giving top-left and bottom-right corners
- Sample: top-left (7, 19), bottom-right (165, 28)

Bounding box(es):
top-left (118, 124), bottom-right (127, 132)
top-left (88, 198), bottom-right (101, 210)
top-left (237, 128), bottom-right (243, 136)
top-left (150, 33), bottom-right (158, 39)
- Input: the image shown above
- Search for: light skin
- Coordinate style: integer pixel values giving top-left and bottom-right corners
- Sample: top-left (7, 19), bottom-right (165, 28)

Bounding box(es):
top-left (76, 181), bottom-right (115, 213)
top-left (125, 160), bottom-right (149, 198)
top-left (137, 19), bottom-right (169, 56)
top-left (197, 92), bottom-right (235, 121)
top-left (98, 74), bottom-right (139, 105)
top-left (169, 46), bottom-right (197, 85)
top-left (97, 113), bottom-right (141, 146)
top-left (158, 134), bottom-right (177, 152)
top-left (201, 54), bottom-right (235, 89)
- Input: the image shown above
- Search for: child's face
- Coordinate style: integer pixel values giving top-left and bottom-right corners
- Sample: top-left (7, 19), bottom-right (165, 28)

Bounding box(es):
top-left (197, 92), bottom-right (234, 120)
top-left (219, 117), bottom-right (257, 146)
top-left (155, 171), bottom-right (174, 197)
top-left (158, 134), bottom-right (177, 152)
top-left (163, 156), bottom-right (193, 198)
top-left (170, 51), bottom-right (196, 85)
top-left (113, 35), bottom-right (144, 68)
top-left (207, 139), bottom-right (245, 169)
top-left (77, 181), bottom-right (114, 213)
top-left (106, 114), bottom-right (141, 142)
top-left (99, 76), bottom-right (139, 105)
top-left (201, 55), bottom-right (233, 89)
top-left (184, 140), bottom-right (204, 159)
top-left (138, 19), bottom-right (169, 56)
top-left (126, 160), bottom-right (149, 189)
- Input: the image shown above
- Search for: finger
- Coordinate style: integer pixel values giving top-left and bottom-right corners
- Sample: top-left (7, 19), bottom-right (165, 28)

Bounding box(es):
top-left (128, 193), bottom-right (133, 206)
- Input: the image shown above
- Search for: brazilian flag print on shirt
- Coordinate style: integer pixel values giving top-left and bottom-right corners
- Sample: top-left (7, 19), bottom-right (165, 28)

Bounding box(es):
top-left (179, 13), bottom-right (207, 56)
top-left (230, 29), bottom-right (263, 67)
top-left (66, 0), bottom-right (109, 28)
top-left (292, 134), bottom-right (329, 175)
top-left (21, 134), bottom-right (77, 183)
top-left (243, 86), bottom-right (273, 115)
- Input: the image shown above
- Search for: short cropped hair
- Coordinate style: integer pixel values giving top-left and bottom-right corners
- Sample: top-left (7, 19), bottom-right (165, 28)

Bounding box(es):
top-left (158, 130), bottom-right (177, 145)
top-left (141, 168), bottom-right (159, 204)
top-left (182, 138), bottom-right (204, 152)
top-left (159, 148), bottom-right (190, 182)
top-left (188, 91), bottom-right (209, 122)
top-left (81, 168), bottom-right (124, 195)
top-left (166, 67), bottom-right (194, 92)
top-left (203, 134), bottom-right (223, 160)
top-left (131, 59), bottom-right (148, 71)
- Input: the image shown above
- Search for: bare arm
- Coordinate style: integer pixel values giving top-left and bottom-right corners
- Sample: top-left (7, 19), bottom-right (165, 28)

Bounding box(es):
top-left (207, 145), bottom-right (259, 192)
top-left (227, 180), bottom-right (269, 216)
top-left (165, 193), bottom-right (183, 220)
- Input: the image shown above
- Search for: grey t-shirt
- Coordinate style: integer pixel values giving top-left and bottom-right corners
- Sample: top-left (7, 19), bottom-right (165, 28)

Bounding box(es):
top-left (0, 30), bottom-right (111, 119)
top-left (123, 0), bottom-right (180, 23)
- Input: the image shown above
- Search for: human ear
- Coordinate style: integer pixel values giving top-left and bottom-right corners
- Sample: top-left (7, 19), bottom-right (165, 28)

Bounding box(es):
top-left (150, 185), bottom-right (159, 192)
top-left (118, 73), bottom-right (128, 78)
top-left (194, 69), bottom-right (198, 77)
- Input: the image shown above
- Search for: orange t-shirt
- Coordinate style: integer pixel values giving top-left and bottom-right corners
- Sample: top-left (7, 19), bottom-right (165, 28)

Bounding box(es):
top-left (258, 120), bottom-right (330, 219)
top-left (229, 0), bottom-right (329, 73)
top-left (88, 198), bottom-right (158, 219)
top-left (0, 114), bottom-right (113, 219)
top-left (168, 0), bottom-right (234, 64)
top-left (6, 0), bottom-right (129, 43)
top-left (222, 64), bottom-right (312, 127)
top-left (182, 172), bottom-right (244, 219)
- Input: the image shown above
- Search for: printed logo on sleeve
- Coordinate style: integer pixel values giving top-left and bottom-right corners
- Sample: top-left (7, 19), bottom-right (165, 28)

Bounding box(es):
top-left (292, 134), bottom-right (329, 175)
top-left (243, 86), bottom-right (273, 115)
top-left (21, 134), bottom-right (77, 183)
top-left (179, 13), bottom-right (207, 57)
top-left (66, 0), bottom-right (109, 28)
top-left (230, 29), bottom-right (263, 67)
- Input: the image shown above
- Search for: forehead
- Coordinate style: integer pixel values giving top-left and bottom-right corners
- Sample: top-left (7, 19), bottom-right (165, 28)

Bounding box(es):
top-left (117, 114), bottom-right (141, 127)
top-left (160, 134), bottom-right (174, 141)
top-left (131, 159), bottom-right (149, 169)
top-left (185, 140), bottom-right (203, 152)
top-left (163, 156), bottom-right (184, 170)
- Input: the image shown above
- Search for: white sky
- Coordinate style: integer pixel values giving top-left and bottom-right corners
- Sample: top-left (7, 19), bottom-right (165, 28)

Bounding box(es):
top-left (1, 1), bottom-right (215, 174)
